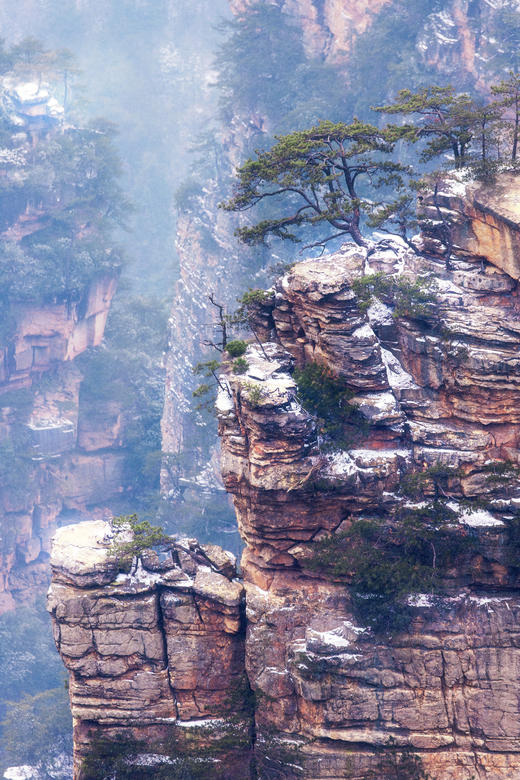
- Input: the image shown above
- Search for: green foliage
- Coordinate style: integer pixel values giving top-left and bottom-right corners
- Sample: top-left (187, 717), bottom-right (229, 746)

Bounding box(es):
top-left (232, 357), bottom-right (249, 375)
top-left (81, 733), bottom-right (161, 779)
top-left (0, 123), bottom-right (127, 313)
top-left (77, 294), bottom-right (169, 509)
top-left (214, 3), bottom-right (346, 132)
top-left (109, 514), bottom-right (170, 571)
top-left (0, 602), bottom-right (72, 780)
top-left (238, 289), bottom-right (270, 308)
top-left (0, 426), bottom-right (36, 511)
top-left (0, 42), bottom-right (128, 325)
top-left (192, 363), bottom-right (220, 413)
top-left (294, 361), bottom-right (360, 448)
top-left (489, 7), bottom-right (520, 72)
top-left (174, 177), bottom-right (203, 210)
top-left (232, 290), bottom-right (272, 345)
top-left (375, 85), bottom-right (476, 168)
top-left (193, 359), bottom-right (220, 377)
top-left (0, 601), bottom-right (65, 705)
top-left (225, 339), bottom-right (248, 358)
top-left (255, 728), bottom-right (304, 779)
top-left (307, 466), bottom-right (474, 634)
top-left (223, 119), bottom-right (409, 250)
top-left (377, 72), bottom-right (520, 173)
top-left (192, 359), bottom-right (224, 410)
top-left (365, 739), bottom-right (430, 779)
top-left (242, 382), bottom-right (264, 408)
top-left (352, 272), bottom-right (437, 321)
top-left (348, 0), bottom-right (439, 116)
top-left (481, 460), bottom-right (520, 486)
top-left (1, 687), bottom-right (72, 773)
top-left (192, 382), bottom-right (212, 399)
top-left (399, 463), bottom-right (462, 501)
top-left (82, 713), bottom-right (253, 779)
top-left (491, 70), bottom-right (520, 161)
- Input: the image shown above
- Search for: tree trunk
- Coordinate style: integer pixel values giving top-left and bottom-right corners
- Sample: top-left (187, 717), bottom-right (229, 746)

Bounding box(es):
top-left (513, 98), bottom-right (519, 162)
top-left (350, 210), bottom-right (367, 247)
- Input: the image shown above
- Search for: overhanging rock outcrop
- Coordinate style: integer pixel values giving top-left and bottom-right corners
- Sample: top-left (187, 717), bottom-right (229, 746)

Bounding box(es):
top-left (422, 174), bottom-right (520, 281)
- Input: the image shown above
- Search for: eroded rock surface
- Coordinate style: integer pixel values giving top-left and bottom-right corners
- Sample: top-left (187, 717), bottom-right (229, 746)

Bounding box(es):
top-left (214, 175), bottom-right (520, 778)
top-left (47, 520), bottom-right (251, 778)
top-left (53, 173), bottom-right (520, 780)
top-left (0, 274), bottom-right (122, 614)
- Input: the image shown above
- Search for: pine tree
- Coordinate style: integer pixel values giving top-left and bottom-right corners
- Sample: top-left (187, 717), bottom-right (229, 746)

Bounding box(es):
top-left (375, 85), bottom-right (476, 168)
top-left (222, 119), bottom-right (408, 250)
top-left (491, 71), bottom-right (520, 161)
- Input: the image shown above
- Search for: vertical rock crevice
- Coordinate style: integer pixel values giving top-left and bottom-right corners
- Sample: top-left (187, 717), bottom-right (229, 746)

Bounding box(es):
top-left (48, 521), bottom-right (253, 778)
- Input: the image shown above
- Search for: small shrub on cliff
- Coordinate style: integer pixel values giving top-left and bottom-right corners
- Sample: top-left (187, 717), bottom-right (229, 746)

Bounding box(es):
top-left (242, 381), bottom-right (264, 408)
top-left (225, 339), bottom-right (248, 357)
top-left (352, 273), bottom-right (438, 321)
top-left (192, 358), bottom-right (230, 412)
top-left (82, 731), bottom-right (230, 779)
top-left (365, 739), bottom-right (430, 779)
top-left (294, 361), bottom-right (361, 449)
top-left (109, 514), bottom-right (170, 571)
top-left (237, 288), bottom-right (270, 308)
top-left (232, 357), bottom-right (249, 374)
top-left (307, 466), bottom-right (474, 634)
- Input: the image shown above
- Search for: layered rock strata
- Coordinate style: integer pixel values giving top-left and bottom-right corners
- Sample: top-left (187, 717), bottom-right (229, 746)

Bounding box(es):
top-left (213, 175), bottom-right (520, 777)
top-left (48, 520), bottom-right (251, 779)
top-left (161, 0), bottom-right (517, 503)
top-left (0, 274), bottom-right (117, 391)
top-left (0, 275), bottom-right (122, 614)
top-left (54, 172), bottom-right (520, 780)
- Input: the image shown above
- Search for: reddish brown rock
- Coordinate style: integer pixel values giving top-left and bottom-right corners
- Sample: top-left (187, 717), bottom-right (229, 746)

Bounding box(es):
top-left (47, 520), bottom-right (252, 779)
top-left (53, 172), bottom-right (520, 779)
top-left (215, 177), bottom-right (520, 776)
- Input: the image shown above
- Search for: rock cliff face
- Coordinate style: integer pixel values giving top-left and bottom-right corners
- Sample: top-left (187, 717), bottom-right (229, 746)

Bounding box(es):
top-left (217, 224), bottom-right (520, 777)
top-left (48, 520), bottom-right (252, 778)
top-left (228, 0), bottom-right (390, 60)
top-left (227, 0), bottom-right (514, 80)
top-left (161, 0), bottom-right (518, 507)
top-left (0, 275), bottom-right (120, 614)
top-left (160, 116), bottom-right (267, 502)
top-left (0, 275), bottom-right (117, 391)
top-left (53, 173), bottom-right (520, 779)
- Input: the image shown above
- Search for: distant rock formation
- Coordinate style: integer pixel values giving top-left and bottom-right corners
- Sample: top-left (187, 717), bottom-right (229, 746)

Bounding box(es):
top-left (0, 275), bottom-right (119, 614)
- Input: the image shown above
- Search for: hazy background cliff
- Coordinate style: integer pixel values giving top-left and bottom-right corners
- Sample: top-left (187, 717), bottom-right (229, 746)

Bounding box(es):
top-left (0, 1), bottom-right (230, 774)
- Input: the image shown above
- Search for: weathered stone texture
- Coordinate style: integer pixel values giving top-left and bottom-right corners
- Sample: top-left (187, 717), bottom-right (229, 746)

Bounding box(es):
top-left (52, 173), bottom-right (520, 779)
top-left (0, 274), bottom-right (121, 614)
top-left (215, 175), bottom-right (520, 778)
top-left (48, 520), bottom-right (252, 778)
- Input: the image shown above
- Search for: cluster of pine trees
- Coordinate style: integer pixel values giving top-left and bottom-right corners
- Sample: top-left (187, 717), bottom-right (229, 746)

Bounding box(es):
top-left (224, 74), bottom-right (520, 254)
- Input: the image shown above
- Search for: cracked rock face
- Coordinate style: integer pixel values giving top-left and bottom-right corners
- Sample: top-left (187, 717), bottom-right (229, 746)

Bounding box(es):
top-left (216, 175), bottom-right (520, 778)
top-left (47, 521), bottom-right (252, 778)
